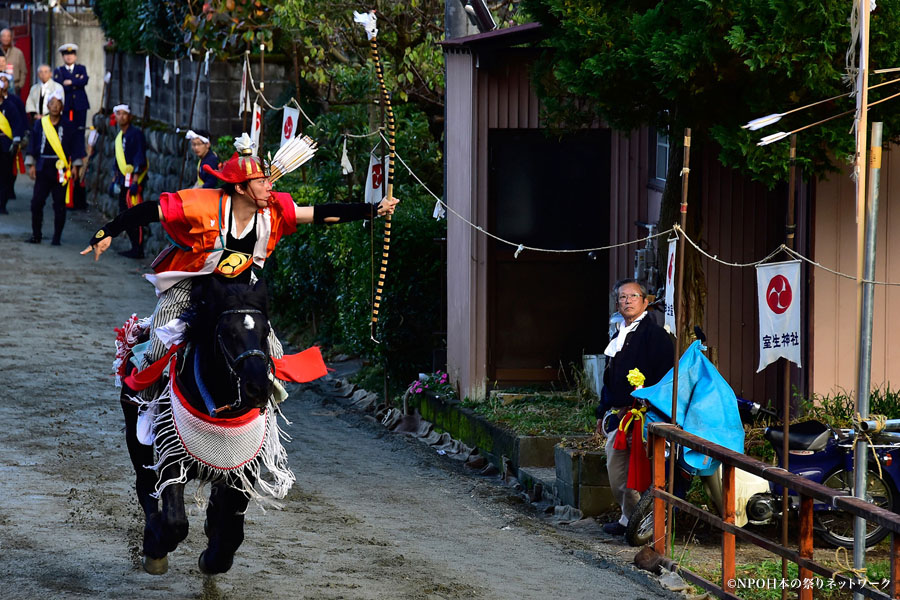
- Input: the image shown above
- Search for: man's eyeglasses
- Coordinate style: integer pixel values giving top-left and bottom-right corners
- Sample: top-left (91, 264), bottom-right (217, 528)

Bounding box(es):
top-left (617, 293), bottom-right (644, 303)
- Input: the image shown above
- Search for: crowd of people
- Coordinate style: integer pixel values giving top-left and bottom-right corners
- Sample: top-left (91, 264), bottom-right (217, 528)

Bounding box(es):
top-left (0, 32), bottom-right (221, 254)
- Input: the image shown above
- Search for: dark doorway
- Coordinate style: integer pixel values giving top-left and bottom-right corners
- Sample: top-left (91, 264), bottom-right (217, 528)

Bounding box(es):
top-left (488, 129), bottom-right (611, 385)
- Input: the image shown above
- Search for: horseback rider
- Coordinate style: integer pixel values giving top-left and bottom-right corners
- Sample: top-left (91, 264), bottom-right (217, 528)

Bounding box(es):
top-left (82, 134), bottom-right (398, 402)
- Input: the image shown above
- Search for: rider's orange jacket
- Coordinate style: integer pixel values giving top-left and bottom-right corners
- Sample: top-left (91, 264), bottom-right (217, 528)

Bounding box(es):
top-left (145, 188), bottom-right (297, 293)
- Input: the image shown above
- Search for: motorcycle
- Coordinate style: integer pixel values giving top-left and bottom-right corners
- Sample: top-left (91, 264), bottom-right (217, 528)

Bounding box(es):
top-left (624, 338), bottom-right (900, 549)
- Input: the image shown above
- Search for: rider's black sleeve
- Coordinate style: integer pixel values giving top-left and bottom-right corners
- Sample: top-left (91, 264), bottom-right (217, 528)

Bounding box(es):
top-left (88, 201), bottom-right (160, 247)
top-left (313, 202), bottom-right (376, 225)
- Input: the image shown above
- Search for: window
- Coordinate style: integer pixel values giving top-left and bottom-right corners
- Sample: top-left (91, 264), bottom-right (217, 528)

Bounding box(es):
top-left (655, 130), bottom-right (669, 182)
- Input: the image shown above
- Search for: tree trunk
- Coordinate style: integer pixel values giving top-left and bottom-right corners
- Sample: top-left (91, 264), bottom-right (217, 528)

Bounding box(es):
top-left (658, 131), bottom-right (706, 354)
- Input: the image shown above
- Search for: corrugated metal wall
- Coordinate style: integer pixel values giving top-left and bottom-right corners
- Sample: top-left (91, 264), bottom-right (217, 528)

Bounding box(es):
top-left (812, 148), bottom-right (900, 396)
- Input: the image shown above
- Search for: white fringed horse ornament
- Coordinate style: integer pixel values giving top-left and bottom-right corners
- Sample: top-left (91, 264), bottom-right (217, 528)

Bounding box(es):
top-left (115, 276), bottom-right (326, 575)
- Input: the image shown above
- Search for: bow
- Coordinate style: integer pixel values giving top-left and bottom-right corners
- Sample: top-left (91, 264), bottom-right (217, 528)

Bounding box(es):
top-left (355, 9), bottom-right (396, 344)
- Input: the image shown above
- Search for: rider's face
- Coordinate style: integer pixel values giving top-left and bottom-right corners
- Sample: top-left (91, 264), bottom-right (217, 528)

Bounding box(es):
top-left (238, 178), bottom-right (272, 208)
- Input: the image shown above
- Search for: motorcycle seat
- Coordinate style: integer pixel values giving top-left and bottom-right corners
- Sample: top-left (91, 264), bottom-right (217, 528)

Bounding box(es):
top-left (764, 420), bottom-right (832, 452)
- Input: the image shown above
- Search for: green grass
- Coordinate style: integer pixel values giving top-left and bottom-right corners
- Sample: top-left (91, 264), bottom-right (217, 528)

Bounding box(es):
top-left (799, 385), bottom-right (900, 428)
top-left (461, 393), bottom-right (596, 436)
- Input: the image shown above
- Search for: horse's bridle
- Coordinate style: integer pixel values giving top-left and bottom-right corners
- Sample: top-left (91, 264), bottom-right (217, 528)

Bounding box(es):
top-left (210, 308), bottom-right (273, 415)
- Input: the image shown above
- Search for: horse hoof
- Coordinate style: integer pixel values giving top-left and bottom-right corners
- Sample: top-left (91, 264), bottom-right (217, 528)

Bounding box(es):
top-left (198, 550), bottom-right (213, 575)
top-left (198, 550), bottom-right (232, 575)
top-left (142, 554), bottom-right (169, 575)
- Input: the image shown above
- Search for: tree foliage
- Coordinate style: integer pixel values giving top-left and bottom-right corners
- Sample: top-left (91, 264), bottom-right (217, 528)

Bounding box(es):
top-left (93, 0), bottom-right (188, 58)
top-left (521, 0), bottom-right (900, 185)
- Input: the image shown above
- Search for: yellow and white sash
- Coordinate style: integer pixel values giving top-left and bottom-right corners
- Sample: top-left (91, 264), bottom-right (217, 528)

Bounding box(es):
top-left (0, 110), bottom-right (11, 139)
top-left (41, 116), bottom-right (74, 207)
top-left (115, 130), bottom-right (147, 187)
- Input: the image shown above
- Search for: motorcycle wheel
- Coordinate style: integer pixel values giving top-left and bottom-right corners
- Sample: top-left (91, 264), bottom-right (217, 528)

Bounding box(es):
top-left (625, 490), bottom-right (656, 547)
top-left (814, 467), bottom-right (896, 548)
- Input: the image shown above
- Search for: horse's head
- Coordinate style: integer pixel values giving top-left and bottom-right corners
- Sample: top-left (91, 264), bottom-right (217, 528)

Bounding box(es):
top-left (191, 276), bottom-right (274, 413)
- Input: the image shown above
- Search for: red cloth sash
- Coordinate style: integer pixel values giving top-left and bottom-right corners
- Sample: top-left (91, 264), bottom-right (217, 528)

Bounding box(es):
top-left (123, 344), bottom-right (328, 392)
top-left (273, 346), bottom-right (328, 383)
top-left (613, 403), bottom-right (652, 493)
top-left (123, 344), bottom-right (181, 391)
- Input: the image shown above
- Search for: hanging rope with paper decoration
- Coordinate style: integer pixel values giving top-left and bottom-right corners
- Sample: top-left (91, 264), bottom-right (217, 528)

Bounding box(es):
top-left (355, 9), bottom-right (397, 344)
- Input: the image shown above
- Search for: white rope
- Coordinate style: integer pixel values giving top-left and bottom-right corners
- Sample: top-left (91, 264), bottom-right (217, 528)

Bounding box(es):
top-left (344, 129), bottom-right (383, 138)
top-left (674, 224), bottom-right (787, 268)
top-left (384, 132), bottom-right (673, 255)
top-left (675, 224), bottom-right (900, 286)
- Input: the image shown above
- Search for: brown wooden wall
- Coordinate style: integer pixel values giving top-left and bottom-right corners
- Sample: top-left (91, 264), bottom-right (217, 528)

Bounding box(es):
top-left (608, 128), bottom-right (656, 293)
top-left (699, 149), bottom-right (791, 405)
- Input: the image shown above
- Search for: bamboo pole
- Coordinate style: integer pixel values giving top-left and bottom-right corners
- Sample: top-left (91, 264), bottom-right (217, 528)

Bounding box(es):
top-left (667, 127), bottom-right (691, 556)
top-left (258, 43), bottom-right (265, 151)
top-left (854, 0), bottom-right (871, 385)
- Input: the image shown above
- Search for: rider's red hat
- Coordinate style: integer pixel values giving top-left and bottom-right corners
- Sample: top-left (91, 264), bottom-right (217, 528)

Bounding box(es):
top-left (203, 151), bottom-right (267, 184)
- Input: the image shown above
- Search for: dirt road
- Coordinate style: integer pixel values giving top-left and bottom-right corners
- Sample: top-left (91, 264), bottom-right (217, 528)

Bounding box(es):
top-left (0, 177), bottom-right (675, 600)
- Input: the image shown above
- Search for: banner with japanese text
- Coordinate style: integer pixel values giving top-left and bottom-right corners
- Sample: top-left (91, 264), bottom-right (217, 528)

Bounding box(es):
top-left (664, 238), bottom-right (677, 335)
top-left (756, 260), bottom-right (801, 372)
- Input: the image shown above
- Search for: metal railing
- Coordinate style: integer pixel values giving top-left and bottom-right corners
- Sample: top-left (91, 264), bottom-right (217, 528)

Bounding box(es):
top-left (648, 422), bottom-right (900, 600)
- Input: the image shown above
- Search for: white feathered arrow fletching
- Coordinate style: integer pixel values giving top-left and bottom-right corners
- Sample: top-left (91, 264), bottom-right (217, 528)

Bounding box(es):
top-left (757, 131), bottom-right (790, 146)
top-left (742, 113), bottom-right (784, 131)
top-left (268, 135), bottom-right (318, 183)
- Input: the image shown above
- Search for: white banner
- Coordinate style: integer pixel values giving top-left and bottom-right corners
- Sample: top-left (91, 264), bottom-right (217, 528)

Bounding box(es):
top-left (239, 61), bottom-right (248, 116)
top-left (249, 103), bottom-right (262, 156)
top-left (143, 56), bottom-right (152, 98)
top-left (280, 106), bottom-right (299, 148)
top-left (364, 153), bottom-right (388, 205)
top-left (664, 238), bottom-right (677, 335)
top-left (756, 260), bottom-right (802, 372)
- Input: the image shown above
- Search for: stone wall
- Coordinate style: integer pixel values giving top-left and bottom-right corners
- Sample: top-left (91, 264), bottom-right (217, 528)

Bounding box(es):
top-left (105, 52), bottom-right (290, 138)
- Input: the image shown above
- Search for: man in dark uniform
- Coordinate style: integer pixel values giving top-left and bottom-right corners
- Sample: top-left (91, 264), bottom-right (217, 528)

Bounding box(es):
top-left (186, 129), bottom-right (219, 189)
top-left (53, 43), bottom-right (89, 136)
top-left (24, 90), bottom-right (85, 245)
top-left (109, 104), bottom-right (148, 258)
top-left (0, 71), bottom-right (25, 215)
top-left (55, 43), bottom-right (89, 210)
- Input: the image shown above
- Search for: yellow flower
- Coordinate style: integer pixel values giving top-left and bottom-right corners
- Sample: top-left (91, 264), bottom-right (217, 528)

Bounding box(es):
top-left (627, 368), bottom-right (646, 389)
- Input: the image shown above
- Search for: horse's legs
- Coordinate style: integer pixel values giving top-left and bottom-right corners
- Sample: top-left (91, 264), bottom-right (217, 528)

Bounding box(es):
top-left (121, 399), bottom-right (169, 573)
top-left (198, 481), bottom-right (251, 574)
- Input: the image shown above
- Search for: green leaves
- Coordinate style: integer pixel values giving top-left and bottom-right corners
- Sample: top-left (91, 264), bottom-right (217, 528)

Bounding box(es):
top-left (523, 0), bottom-right (900, 185)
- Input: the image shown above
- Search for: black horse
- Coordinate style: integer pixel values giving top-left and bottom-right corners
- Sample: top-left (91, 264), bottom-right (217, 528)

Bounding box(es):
top-left (120, 276), bottom-right (276, 575)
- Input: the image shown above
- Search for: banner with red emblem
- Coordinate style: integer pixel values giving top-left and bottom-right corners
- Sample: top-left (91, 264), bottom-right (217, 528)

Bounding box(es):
top-left (756, 260), bottom-right (801, 372)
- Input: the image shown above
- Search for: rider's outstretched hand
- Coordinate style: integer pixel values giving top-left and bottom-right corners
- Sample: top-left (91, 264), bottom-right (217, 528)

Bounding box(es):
top-left (377, 195), bottom-right (399, 216)
top-left (80, 237), bottom-right (112, 261)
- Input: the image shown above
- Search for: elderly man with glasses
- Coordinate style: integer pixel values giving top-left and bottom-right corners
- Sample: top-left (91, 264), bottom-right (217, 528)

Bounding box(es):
top-left (596, 278), bottom-right (674, 537)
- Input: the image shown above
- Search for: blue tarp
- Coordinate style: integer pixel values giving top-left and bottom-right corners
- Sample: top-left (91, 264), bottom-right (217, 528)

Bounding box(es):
top-left (631, 341), bottom-right (745, 476)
